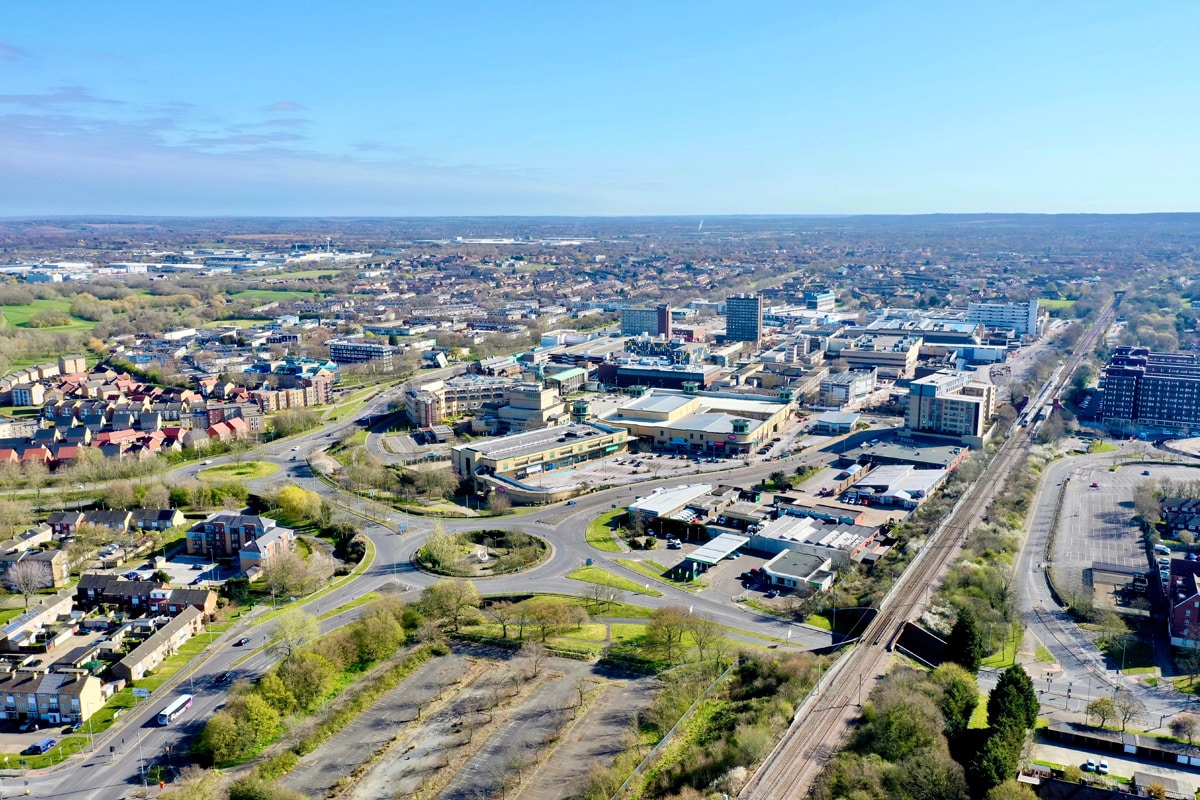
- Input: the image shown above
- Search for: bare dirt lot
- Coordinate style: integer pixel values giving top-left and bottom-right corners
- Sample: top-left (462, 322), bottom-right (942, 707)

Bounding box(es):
top-left (284, 643), bottom-right (657, 800)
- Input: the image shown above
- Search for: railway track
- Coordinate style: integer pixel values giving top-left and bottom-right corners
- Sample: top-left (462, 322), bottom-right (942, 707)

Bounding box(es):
top-left (740, 299), bottom-right (1118, 799)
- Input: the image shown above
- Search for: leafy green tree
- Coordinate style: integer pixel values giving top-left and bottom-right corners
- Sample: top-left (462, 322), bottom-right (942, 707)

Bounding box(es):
top-left (233, 693), bottom-right (281, 750)
top-left (276, 652), bottom-right (335, 710)
top-left (932, 662), bottom-right (980, 738)
top-left (890, 747), bottom-right (968, 800)
top-left (1087, 696), bottom-right (1117, 728)
top-left (946, 606), bottom-right (987, 673)
top-left (419, 579), bottom-right (480, 631)
top-left (266, 608), bottom-right (320, 659)
top-left (256, 673), bottom-right (297, 715)
top-left (857, 692), bottom-right (943, 763)
top-left (987, 666), bottom-right (1039, 731)
top-left (968, 722), bottom-right (1025, 792)
top-left (351, 609), bottom-right (404, 664)
top-left (192, 711), bottom-right (243, 764)
top-left (985, 779), bottom-right (1039, 800)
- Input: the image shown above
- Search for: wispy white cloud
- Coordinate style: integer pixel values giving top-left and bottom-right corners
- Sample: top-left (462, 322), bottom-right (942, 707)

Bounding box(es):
top-left (0, 85), bottom-right (122, 107)
top-left (0, 42), bottom-right (30, 62)
top-left (266, 100), bottom-right (304, 112)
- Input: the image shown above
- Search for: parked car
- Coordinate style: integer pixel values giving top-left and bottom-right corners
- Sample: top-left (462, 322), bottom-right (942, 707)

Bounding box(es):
top-left (1090, 482), bottom-right (1100, 488)
top-left (18, 719), bottom-right (38, 733)
top-left (764, 590), bottom-right (778, 599)
top-left (1084, 758), bottom-right (1097, 772)
top-left (190, 578), bottom-right (203, 585)
top-left (22, 738), bottom-right (55, 755)
top-left (1097, 759), bottom-right (1109, 775)
top-left (62, 722), bottom-right (82, 734)
top-left (191, 563), bottom-right (204, 570)
top-left (1143, 470), bottom-right (1151, 476)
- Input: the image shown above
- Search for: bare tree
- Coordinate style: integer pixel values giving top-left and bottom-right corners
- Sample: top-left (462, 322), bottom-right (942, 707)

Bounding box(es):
top-left (6, 561), bottom-right (51, 608)
top-left (1171, 713), bottom-right (1199, 748)
top-left (1114, 691), bottom-right (1145, 732)
top-left (266, 608), bottom-right (320, 659)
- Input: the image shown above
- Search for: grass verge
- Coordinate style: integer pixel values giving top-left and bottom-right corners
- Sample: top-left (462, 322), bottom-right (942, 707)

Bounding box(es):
top-left (567, 565), bottom-right (660, 596)
top-left (196, 461), bottom-right (280, 482)
top-left (616, 558), bottom-right (700, 593)
top-left (585, 508), bottom-right (627, 553)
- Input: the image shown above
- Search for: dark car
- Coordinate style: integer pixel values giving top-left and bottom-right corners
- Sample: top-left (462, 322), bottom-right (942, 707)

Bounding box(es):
top-left (764, 591), bottom-right (778, 599)
top-left (22, 738), bottom-right (55, 756)
top-left (235, 637), bottom-right (252, 647)
top-left (190, 577), bottom-right (203, 585)
top-left (62, 722), bottom-right (82, 734)
top-left (215, 671), bottom-right (234, 683)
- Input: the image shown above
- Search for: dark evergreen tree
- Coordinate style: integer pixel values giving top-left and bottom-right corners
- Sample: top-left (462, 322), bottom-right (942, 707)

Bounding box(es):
top-left (987, 666), bottom-right (1039, 731)
top-left (946, 606), bottom-right (986, 673)
top-left (968, 722), bottom-right (1026, 792)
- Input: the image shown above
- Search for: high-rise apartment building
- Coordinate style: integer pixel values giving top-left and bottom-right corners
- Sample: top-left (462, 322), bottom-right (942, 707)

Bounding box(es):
top-left (905, 370), bottom-right (996, 447)
top-left (966, 300), bottom-right (1040, 337)
top-left (726, 294), bottom-right (763, 343)
top-left (1100, 347), bottom-right (1200, 434)
top-left (620, 304), bottom-right (672, 338)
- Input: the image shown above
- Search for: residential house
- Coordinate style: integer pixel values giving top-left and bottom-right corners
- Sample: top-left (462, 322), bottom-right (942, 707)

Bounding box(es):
top-left (130, 509), bottom-right (185, 531)
top-left (0, 671), bottom-right (104, 725)
top-left (0, 549), bottom-right (68, 588)
top-left (111, 607), bottom-right (203, 683)
top-left (81, 510), bottom-right (132, 534)
top-left (0, 591), bottom-right (75, 653)
top-left (46, 512), bottom-right (85, 538)
top-left (238, 524), bottom-right (296, 575)
top-left (187, 512), bottom-right (294, 559)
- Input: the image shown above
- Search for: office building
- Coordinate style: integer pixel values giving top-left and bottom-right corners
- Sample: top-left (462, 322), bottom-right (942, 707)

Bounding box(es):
top-left (803, 289), bottom-right (837, 312)
top-left (726, 294), bottom-right (763, 343)
top-left (1100, 347), bottom-right (1200, 434)
top-left (905, 370), bottom-right (996, 447)
top-left (966, 300), bottom-right (1040, 337)
top-left (621, 304), bottom-right (672, 338)
top-left (327, 337), bottom-right (397, 369)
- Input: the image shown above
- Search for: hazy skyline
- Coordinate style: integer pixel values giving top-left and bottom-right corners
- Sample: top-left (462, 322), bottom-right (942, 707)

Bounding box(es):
top-left (3, 2), bottom-right (1198, 216)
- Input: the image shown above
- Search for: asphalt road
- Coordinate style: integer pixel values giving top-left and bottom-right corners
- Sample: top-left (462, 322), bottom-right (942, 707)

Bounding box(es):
top-left (1014, 442), bottom-right (1200, 734)
top-left (26, 376), bottom-right (878, 797)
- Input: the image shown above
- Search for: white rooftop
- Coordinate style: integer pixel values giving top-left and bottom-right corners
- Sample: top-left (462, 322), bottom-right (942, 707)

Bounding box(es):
top-left (629, 483), bottom-right (713, 518)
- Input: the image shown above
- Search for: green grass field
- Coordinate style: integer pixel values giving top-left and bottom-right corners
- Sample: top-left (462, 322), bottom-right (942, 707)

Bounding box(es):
top-left (230, 289), bottom-right (319, 303)
top-left (197, 461), bottom-right (280, 482)
top-left (568, 565), bottom-right (661, 596)
top-left (1039, 298), bottom-right (1077, 310)
top-left (585, 508), bottom-right (627, 552)
top-left (1, 298), bottom-right (96, 332)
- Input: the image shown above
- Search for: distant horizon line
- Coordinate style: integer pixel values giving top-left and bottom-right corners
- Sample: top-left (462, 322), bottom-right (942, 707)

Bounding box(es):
top-left (3, 211), bottom-right (1200, 221)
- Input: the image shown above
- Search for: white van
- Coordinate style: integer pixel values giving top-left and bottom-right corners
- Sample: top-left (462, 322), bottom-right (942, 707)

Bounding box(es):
top-left (1154, 544), bottom-right (1172, 556)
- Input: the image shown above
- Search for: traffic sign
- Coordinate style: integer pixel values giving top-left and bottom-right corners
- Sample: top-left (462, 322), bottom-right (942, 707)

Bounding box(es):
top-left (132, 688), bottom-right (151, 698)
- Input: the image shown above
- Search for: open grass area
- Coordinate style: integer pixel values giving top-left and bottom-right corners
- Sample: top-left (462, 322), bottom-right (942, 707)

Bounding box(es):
top-left (981, 630), bottom-right (1021, 669)
top-left (1036, 644), bottom-right (1055, 662)
top-left (0, 607), bottom-right (26, 625)
top-left (1088, 439), bottom-right (1119, 454)
top-left (616, 557), bottom-right (700, 592)
top-left (1039, 298), bottom-right (1077, 310)
top-left (805, 614), bottom-right (833, 631)
top-left (585, 508), bottom-right (627, 552)
top-left (0, 735), bottom-right (88, 769)
top-left (968, 693), bottom-right (990, 729)
top-left (567, 565), bottom-right (661, 596)
top-left (1, 298), bottom-right (95, 332)
top-left (136, 636), bottom-right (213, 692)
top-left (229, 288), bottom-right (319, 303)
top-left (196, 460), bottom-right (279, 482)
top-left (88, 687), bottom-right (139, 733)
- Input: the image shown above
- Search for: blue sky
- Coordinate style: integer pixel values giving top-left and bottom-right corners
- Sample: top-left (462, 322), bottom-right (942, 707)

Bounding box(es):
top-left (2, 2), bottom-right (1197, 216)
